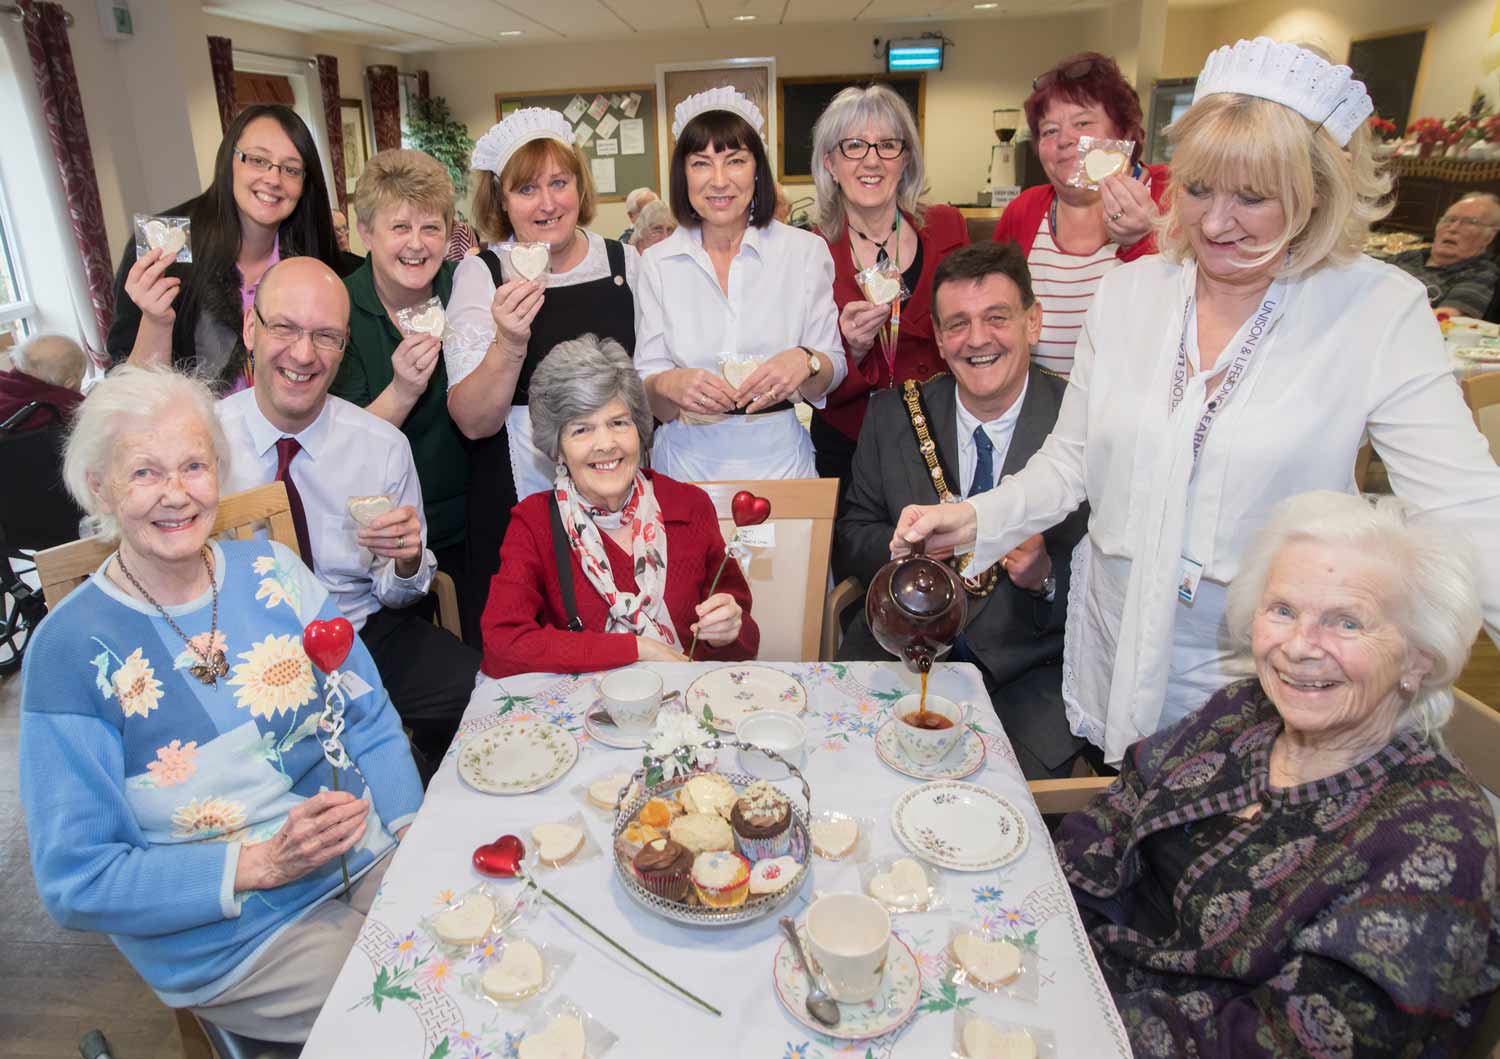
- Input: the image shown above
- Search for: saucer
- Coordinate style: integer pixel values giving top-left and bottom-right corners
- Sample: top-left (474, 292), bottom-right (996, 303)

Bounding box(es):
top-left (875, 718), bottom-right (985, 781)
top-left (582, 706), bottom-right (648, 749)
top-left (771, 927), bottom-right (922, 1041)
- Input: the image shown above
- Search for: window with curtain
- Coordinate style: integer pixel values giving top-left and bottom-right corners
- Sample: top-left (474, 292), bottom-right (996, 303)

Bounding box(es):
top-left (0, 175), bottom-right (34, 353)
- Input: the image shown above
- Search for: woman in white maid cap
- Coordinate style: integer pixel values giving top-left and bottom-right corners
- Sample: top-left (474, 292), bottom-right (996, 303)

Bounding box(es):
top-left (443, 107), bottom-right (641, 635)
top-left (635, 87), bottom-right (845, 482)
top-left (890, 38), bottom-right (1500, 764)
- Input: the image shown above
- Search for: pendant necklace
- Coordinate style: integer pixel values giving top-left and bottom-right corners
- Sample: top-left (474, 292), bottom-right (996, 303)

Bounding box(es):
top-left (850, 212), bottom-right (900, 268)
top-left (116, 546), bottom-right (228, 687)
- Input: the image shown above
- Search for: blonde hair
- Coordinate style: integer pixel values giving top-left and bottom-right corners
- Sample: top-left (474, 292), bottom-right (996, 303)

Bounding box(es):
top-left (811, 84), bottom-right (928, 238)
top-left (470, 138), bottom-right (596, 243)
top-left (1158, 93), bottom-right (1392, 277)
top-left (352, 148), bottom-right (455, 230)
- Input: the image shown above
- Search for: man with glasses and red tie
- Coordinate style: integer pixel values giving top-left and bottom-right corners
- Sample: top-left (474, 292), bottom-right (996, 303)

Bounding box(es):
top-left (1391, 192), bottom-right (1500, 318)
top-left (216, 256), bottom-right (479, 780)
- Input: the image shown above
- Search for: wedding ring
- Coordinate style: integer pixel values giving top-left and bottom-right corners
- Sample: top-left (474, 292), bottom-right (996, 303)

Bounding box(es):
top-left (1109, 210), bottom-right (1124, 221)
top-left (397, 535), bottom-right (405, 549)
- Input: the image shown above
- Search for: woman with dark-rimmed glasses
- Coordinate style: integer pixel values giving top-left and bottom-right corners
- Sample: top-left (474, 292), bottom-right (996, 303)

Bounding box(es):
top-left (808, 83), bottom-right (969, 487)
top-left (993, 52), bottom-right (1170, 376)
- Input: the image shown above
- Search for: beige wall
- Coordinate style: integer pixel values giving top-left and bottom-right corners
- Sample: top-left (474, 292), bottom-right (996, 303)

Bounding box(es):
top-left (414, 16), bottom-right (1111, 237)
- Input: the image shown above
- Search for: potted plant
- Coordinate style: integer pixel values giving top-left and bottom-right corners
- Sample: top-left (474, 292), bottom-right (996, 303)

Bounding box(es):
top-left (405, 95), bottom-right (478, 224)
top-left (1368, 116), bottom-right (1398, 158)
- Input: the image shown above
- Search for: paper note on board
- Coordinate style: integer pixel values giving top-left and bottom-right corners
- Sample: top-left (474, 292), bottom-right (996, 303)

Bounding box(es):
top-left (595, 113), bottom-right (620, 141)
top-left (619, 119), bottom-right (645, 155)
top-left (591, 156), bottom-right (617, 194)
top-left (595, 138), bottom-right (619, 156)
top-left (562, 95), bottom-right (587, 124)
top-left (588, 94), bottom-right (610, 121)
top-left (622, 92), bottom-right (642, 119)
top-left (573, 122), bottom-right (595, 147)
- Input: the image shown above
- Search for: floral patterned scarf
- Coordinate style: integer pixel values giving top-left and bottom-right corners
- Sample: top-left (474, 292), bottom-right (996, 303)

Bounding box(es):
top-left (553, 467), bottom-right (678, 646)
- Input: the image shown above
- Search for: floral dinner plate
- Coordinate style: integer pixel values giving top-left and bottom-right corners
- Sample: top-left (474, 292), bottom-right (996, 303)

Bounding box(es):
top-left (684, 665), bottom-right (807, 731)
top-left (891, 781), bottom-right (1028, 871)
top-left (771, 927), bottom-right (921, 1041)
top-left (457, 720), bottom-right (579, 795)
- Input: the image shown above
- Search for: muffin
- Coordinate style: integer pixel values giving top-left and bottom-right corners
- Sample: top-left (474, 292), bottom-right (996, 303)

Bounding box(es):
top-left (730, 780), bottom-right (793, 860)
top-left (614, 820), bottom-right (664, 859)
top-left (669, 811), bottom-right (736, 854)
top-left (691, 851), bottom-right (751, 908)
top-left (638, 796), bottom-right (683, 829)
top-left (632, 838), bottom-right (693, 901)
top-left (680, 774), bottom-right (737, 819)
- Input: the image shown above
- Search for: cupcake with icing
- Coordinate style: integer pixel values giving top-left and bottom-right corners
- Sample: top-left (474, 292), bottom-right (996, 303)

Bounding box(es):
top-left (691, 851), bottom-right (751, 908)
top-left (730, 780), bottom-right (793, 860)
top-left (632, 837), bottom-right (694, 901)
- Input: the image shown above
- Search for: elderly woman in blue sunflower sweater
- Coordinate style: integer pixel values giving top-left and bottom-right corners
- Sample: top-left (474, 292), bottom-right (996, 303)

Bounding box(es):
top-left (19, 366), bottom-right (422, 1043)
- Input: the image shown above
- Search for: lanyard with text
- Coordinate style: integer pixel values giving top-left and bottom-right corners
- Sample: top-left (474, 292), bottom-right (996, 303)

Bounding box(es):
top-left (1168, 279), bottom-right (1287, 464)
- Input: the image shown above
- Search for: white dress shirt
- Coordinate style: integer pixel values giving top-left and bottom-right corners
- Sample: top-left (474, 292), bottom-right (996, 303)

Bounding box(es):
top-left (954, 376), bottom-right (1028, 497)
top-left (634, 220), bottom-right (846, 481)
top-left (217, 390), bottom-right (436, 631)
top-left (966, 253), bottom-right (1500, 761)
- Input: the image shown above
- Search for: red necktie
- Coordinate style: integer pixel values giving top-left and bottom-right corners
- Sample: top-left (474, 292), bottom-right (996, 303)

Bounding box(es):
top-left (274, 436), bottom-right (315, 570)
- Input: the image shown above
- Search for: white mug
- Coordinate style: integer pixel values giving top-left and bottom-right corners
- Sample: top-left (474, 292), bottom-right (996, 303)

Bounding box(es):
top-left (804, 893), bottom-right (891, 1002)
top-left (597, 668), bottom-right (663, 734)
top-left (891, 693), bottom-right (971, 766)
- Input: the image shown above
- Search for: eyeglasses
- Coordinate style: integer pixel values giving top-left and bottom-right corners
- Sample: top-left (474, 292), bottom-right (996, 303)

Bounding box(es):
top-left (1032, 56), bottom-right (1104, 92)
top-left (253, 307), bottom-right (347, 352)
top-left (836, 138), bottom-right (907, 161)
top-left (234, 148), bottom-right (306, 182)
top-left (1436, 215), bottom-right (1500, 230)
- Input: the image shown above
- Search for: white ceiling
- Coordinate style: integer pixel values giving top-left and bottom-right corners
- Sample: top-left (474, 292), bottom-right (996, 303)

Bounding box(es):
top-left (200, 0), bottom-right (1158, 54)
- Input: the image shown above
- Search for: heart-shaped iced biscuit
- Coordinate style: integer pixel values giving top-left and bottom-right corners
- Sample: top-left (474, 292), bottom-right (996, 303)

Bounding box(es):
top-left (1083, 148), bottom-right (1127, 183)
top-left (953, 932), bottom-right (1023, 986)
top-left (347, 494), bottom-right (394, 528)
top-left (961, 1020), bottom-right (1036, 1059)
top-left (811, 816), bottom-right (859, 859)
top-left (481, 939), bottom-right (545, 1000)
top-left (432, 892), bottom-right (496, 945)
top-left (407, 304), bottom-right (446, 338)
top-left (720, 357), bottom-right (757, 388)
top-left (510, 242), bottom-right (551, 282)
top-left (587, 772), bottom-right (637, 810)
top-left (868, 857), bottom-right (929, 908)
top-left (518, 1014), bottom-right (586, 1059)
top-left (145, 220), bottom-right (187, 257)
top-left (862, 272), bottom-right (901, 305)
top-left (532, 821), bottom-right (585, 866)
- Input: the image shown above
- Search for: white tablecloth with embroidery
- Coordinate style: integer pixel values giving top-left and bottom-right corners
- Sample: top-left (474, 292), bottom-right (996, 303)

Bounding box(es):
top-left (304, 662), bottom-right (1129, 1059)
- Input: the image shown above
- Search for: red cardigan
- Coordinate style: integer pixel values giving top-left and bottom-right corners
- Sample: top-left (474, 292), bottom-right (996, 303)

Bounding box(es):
top-left (991, 164), bottom-right (1172, 259)
top-left (481, 471), bottom-right (759, 677)
top-left (816, 203), bottom-right (970, 443)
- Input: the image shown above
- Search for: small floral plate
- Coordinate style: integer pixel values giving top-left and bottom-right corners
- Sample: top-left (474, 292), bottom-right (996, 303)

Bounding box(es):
top-left (891, 781), bottom-right (1028, 871)
top-left (771, 927), bottom-right (922, 1041)
top-left (457, 720), bottom-right (579, 795)
top-left (874, 718), bottom-right (985, 781)
top-left (684, 665), bottom-right (807, 731)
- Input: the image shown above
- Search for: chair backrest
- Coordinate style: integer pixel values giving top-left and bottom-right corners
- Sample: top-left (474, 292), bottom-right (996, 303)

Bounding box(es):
top-left (0, 415), bottom-right (81, 552)
top-left (692, 478), bottom-right (838, 662)
top-left (1446, 688), bottom-right (1500, 797)
top-left (1461, 372), bottom-right (1500, 462)
top-left (34, 482), bottom-right (299, 608)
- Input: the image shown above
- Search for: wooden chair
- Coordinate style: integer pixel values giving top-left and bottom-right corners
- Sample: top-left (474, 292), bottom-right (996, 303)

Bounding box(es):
top-left (1461, 372), bottom-right (1500, 464)
top-left (1444, 689), bottom-right (1500, 1059)
top-left (694, 478), bottom-right (839, 662)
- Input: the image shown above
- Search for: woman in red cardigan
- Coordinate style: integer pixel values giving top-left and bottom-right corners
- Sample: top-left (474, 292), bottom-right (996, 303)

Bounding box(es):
top-left (811, 84), bottom-right (969, 486)
top-left (994, 52), bottom-right (1170, 375)
top-left (481, 335), bottom-right (758, 678)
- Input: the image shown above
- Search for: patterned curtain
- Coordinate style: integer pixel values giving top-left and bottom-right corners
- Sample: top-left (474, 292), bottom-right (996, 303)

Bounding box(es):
top-left (367, 65), bottom-right (401, 152)
top-left (19, 0), bottom-right (115, 343)
top-left (207, 35), bottom-right (236, 131)
top-left (316, 55), bottom-right (347, 211)
top-left (417, 70), bottom-right (430, 99)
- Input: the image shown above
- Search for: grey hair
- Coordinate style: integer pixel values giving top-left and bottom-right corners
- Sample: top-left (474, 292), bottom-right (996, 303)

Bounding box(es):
top-left (624, 186), bottom-right (657, 218)
top-left (528, 335), bottom-right (653, 465)
top-left (1453, 192), bottom-right (1500, 224)
top-left (812, 84), bottom-right (928, 238)
top-left (1225, 491), bottom-right (1483, 743)
top-left (62, 365), bottom-right (229, 542)
top-left (12, 333), bottom-right (86, 386)
top-left (634, 198), bottom-right (675, 237)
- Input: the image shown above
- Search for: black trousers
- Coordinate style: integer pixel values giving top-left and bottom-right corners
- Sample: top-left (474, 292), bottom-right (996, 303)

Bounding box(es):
top-left (986, 662), bottom-right (1090, 781)
top-left (360, 600), bottom-right (480, 778)
top-left (433, 541), bottom-right (485, 652)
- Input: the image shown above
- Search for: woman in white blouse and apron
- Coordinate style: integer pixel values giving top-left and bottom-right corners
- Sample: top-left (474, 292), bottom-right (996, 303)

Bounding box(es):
top-left (635, 88), bottom-right (845, 481)
top-left (891, 39), bottom-right (1500, 764)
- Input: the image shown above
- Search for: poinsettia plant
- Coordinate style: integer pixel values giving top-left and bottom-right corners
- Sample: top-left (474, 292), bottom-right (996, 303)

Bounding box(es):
top-left (1482, 115), bottom-right (1500, 144)
top-left (1368, 115), bottom-right (1398, 140)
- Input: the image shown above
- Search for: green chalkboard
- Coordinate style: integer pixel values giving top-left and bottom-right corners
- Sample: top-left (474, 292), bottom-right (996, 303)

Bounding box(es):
top-left (777, 73), bottom-right (925, 184)
top-left (494, 84), bottom-right (659, 203)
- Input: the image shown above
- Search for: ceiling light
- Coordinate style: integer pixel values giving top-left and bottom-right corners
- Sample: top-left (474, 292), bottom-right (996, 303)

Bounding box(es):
top-left (973, 2), bottom-right (999, 8)
top-left (499, 29), bottom-right (523, 36)
top-left (732, 14), bottom-right (757, 20)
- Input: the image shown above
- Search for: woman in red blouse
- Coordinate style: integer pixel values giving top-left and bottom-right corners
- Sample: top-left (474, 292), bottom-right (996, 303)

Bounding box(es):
top-left (481, 335), bottom-right (758, 678)
top-left (811, 84), bottom-right (969, 486)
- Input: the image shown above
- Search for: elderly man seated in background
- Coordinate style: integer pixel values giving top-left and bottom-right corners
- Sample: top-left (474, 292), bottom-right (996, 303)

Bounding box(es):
top-left (0, 333), bottom-right (86, 429)
top-left (216, 256), bottom-right (480, 778)
top-left (620, 186), bottom-right (658, 245)
top-left (1392, 192), bottom-right (1500, 317)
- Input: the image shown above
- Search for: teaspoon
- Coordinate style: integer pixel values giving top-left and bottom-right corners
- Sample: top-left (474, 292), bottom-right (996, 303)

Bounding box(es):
top-left (779, 916), bottom-right (840, 1028)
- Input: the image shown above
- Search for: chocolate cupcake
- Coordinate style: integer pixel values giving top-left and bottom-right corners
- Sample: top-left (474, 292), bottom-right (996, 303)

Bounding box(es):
top-left (632, 837), bottom-right (694, 901)
top-left (730, 780), bottom-right (793, 861)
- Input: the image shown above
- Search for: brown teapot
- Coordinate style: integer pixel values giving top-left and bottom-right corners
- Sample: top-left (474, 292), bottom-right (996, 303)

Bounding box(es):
top-left (865, 540), bottom-right (969, 674)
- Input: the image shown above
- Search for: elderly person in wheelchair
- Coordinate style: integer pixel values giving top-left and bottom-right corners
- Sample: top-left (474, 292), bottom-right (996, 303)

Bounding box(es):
top-left (19, 365), bottom-right (422, 1043)
top-left (1056, 490), bottom-right (1500, 1057)
top-left (480, 334), bottom-right (758, 677)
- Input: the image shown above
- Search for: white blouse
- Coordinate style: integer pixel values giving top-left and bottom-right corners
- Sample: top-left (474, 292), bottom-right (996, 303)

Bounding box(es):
top-left (966, 253), bottom-right (1500, 761)
top-left (634, 221), bottom-right (845, 482)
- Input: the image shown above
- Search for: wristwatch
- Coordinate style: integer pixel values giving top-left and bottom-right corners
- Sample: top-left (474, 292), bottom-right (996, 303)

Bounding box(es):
top-left (800, 345), bottom-right (822, 378)
top-left (1031, 574), bottom-right (1057, 604)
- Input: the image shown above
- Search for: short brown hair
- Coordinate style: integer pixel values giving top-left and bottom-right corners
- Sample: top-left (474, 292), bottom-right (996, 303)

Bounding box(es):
top-left (471, 138), bottom-right (596, 243)
top-left (931, 241), bottom-right (1035, 325)
top-left (353, 148), bottom-right (454, 230)
top-left (669, 111), bottom-right (775, 229)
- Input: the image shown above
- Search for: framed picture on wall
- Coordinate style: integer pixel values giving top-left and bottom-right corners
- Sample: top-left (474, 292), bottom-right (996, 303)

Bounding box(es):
top-left (340, 98), bottom-right (370, 196)
top-left (655, 58), bottom-right (777, 190)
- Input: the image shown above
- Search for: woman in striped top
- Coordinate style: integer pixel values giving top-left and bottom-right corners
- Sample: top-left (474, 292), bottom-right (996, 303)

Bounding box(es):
top-left (994, 53), bottom-right (1170, 375)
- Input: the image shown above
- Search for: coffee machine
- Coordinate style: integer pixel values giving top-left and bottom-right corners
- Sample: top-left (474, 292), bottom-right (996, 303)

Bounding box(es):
top-left (987, 108), bottom-right (1021, 208)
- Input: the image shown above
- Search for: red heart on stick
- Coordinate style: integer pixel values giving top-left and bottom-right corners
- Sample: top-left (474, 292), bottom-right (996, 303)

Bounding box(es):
top-left (730, 490), bottom-right (771, 527)
top-left (302, 618), bottom-right (355, 674)
top-left (473, 834), bottom-right (525, 877)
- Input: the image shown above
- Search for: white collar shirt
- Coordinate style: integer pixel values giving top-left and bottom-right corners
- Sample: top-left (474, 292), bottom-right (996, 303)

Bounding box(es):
top-left (216, 390), bottom-right (436, 630)
top-left (953, 376), bottom-right (1028, 497)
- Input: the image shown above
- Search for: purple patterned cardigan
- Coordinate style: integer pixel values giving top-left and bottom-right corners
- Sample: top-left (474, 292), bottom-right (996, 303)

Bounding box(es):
top-left (1056, 679), bottom-right (1500, 1058)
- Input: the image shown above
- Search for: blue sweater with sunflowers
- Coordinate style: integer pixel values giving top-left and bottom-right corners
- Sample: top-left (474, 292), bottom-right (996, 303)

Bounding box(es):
top-left (20, 539), bottom-right (424, 1006)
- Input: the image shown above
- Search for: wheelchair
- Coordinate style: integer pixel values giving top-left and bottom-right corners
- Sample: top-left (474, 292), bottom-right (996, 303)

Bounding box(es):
top-left (1, 400), bottom-right (80, 675)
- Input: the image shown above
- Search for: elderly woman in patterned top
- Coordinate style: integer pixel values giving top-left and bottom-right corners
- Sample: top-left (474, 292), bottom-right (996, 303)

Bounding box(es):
top-left (1057, 490), bottom-right (1500, 1057)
